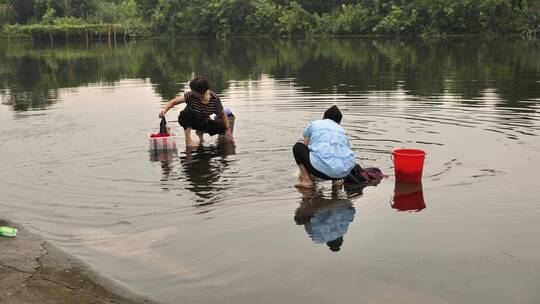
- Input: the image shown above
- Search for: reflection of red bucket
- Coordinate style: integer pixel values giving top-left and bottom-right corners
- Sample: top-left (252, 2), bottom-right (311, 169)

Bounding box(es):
top-left (392, 182), bottom-right (426, 212)
top-left (149, 150), bottom-right (178, 162)
top-left (392, 149), bottom-right (426, 183)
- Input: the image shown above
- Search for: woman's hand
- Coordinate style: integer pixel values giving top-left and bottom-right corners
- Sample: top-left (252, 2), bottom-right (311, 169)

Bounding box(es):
top-left (159, 109), bottom-right (166, 118)
top-left (225, 129), bottom-right (234, 143)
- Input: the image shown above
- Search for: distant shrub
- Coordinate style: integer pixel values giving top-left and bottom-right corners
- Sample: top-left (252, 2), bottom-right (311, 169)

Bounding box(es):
top-left (276, 2), bottom-right (314, 35)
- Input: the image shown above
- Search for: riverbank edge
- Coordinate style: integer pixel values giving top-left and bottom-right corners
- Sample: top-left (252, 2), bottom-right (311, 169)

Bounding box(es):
top-left (0, 218), bottom-right (159, 304)
top-left (0, 23), bottom-right (151, 43)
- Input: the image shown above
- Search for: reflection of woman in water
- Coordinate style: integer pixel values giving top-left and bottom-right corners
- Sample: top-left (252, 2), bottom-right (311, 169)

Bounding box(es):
top-left (294, 194), bottom-right (356, 252)
top-left (180, 142), bottom-right (236, 203)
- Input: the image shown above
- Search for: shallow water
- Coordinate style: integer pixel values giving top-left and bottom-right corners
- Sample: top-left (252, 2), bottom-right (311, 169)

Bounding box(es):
top-left (1, 37), bottom-right (539, 304)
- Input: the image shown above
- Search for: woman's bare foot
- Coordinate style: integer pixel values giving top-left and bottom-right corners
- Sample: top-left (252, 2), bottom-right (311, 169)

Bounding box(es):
top-left (296, 166), bottom-right (315, 189)
top-left (295, 174), bottom-right (314, 188)
top-left (196, 131), bottom-right (204, 142)
top-left (295, 180), bottom-right (314, 189)
top-left (332, 179), bottom-right (344, 187)
top-left (185, 139), bottom-right (200, 149)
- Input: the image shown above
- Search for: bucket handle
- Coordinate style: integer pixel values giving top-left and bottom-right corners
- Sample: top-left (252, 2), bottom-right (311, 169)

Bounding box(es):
top-left (391, 152), bottom-right (427, 161)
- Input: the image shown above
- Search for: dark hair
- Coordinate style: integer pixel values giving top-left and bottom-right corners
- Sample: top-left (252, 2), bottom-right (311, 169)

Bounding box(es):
top-left (326, 237), bottom-right (344, 252)
top-left (293, 214), bottom-right (311, 225)
top-left (189, 77), bottom-right (210, 94)
top-left (323, 105), bottom-right (342, 124)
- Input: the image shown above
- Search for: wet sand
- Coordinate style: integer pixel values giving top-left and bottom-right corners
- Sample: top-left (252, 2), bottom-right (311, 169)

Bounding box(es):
top-left (0, 219), bottom-right (157, 304)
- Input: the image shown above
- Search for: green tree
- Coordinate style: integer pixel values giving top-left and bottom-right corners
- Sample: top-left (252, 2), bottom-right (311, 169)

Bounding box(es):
top-left (203, 0), bottom-right (258, 36)
top-left (11, 0), bottom-right (36, 23)
top-left (373, 4), bottom-right (417, 34)
top-left (331, 3), bottom-right (377, 34)
top-left (66, 0), bottom-right (98, 19)
top-left (3, 0), bottom-right (539, 37)
top-left (0, 2), bottom-right (17, 24)
top-left (276, 1), bottom-right (314, 35)
top-left (246, 0), bottom-right (281, 34)
top-left (135, 0), bottom-right (159, 19)
top-left (151, 0), bottom-right (204, 34)
top-left (271, 0), bottom-right (357, 15)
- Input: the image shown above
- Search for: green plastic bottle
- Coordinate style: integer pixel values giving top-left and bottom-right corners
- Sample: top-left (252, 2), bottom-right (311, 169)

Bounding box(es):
top-left (0, 226), bottom-right (17, 237)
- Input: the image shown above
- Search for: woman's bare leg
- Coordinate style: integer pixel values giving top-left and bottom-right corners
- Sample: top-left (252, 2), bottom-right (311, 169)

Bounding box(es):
top-left (295, 164), bottom-right (314, 189)
top-left (332, 179), bottom-right (344, 187)
top-left (196, 130), bottom-right (204, 142)
top-left (184, 128), bottom-right (199, 149)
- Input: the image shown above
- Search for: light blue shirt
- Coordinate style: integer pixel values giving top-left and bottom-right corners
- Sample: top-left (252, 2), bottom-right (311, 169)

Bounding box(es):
top-left (303, 119), bottom-right (356, 178)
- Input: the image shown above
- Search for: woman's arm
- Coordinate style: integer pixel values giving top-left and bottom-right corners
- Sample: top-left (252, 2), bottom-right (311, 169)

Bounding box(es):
top-left (303, 122), bottom-right (312, 146)
top-left (221, 110), bottom-right (234, 142)
top-left (159, 95), bottom-right (185, 117)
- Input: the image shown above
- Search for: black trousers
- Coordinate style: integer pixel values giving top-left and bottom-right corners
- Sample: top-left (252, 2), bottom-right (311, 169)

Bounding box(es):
top-left (293, 142), bottom-right (340, 180)
top-left (178, 107), bottom-right (226, 136)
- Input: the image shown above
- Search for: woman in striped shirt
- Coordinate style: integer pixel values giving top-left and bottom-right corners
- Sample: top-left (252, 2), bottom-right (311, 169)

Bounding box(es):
top-left (159, 77), bottom-right (233, 148)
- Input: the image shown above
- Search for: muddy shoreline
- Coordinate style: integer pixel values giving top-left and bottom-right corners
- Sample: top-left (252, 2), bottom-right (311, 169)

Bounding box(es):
top-left (0, 219), bottom-right (158, 304)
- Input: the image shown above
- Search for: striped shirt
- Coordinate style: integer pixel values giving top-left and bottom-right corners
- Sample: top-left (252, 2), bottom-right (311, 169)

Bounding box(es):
top-left (184, 91), bottom-right (224, 123)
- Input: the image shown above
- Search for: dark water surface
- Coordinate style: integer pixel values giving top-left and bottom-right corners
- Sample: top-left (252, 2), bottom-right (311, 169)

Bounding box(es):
top-left (1, 37), bottom-right (539, 304)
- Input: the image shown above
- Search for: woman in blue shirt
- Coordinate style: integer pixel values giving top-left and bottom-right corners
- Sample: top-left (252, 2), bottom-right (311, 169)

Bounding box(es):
top-left (293, 106), bottom-right (356, 189)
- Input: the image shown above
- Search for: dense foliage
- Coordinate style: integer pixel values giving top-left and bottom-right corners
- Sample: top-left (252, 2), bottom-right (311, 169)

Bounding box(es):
top-left (0, 0), bottom-right (149, 39)
top-left (0, 0), bottom-right (539, 37)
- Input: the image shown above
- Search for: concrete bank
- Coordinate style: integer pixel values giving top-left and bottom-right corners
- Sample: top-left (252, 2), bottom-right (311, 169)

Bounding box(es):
top-left (0, 219), bottom-right (158, 304)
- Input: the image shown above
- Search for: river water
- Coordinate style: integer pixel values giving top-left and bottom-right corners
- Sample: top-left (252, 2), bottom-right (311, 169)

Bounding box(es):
top-left (1, 37), bottom-right (539, 303)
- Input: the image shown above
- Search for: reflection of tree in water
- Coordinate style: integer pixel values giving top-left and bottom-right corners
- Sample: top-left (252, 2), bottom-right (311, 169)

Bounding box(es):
top-left (179, 143), bottom-right (236, 205)
top-left (1, 37), bottom-right (538, 114)
top-left (294, 186), bottom-right (369, 252)
top-left (1, 88), bottom-right (58, 111)
top-left (0, 41), bottom-right (136, 111)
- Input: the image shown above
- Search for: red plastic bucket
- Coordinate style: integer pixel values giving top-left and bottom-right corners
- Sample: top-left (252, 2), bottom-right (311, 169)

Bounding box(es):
top-left (392, 149), bottom-right (426, 183)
